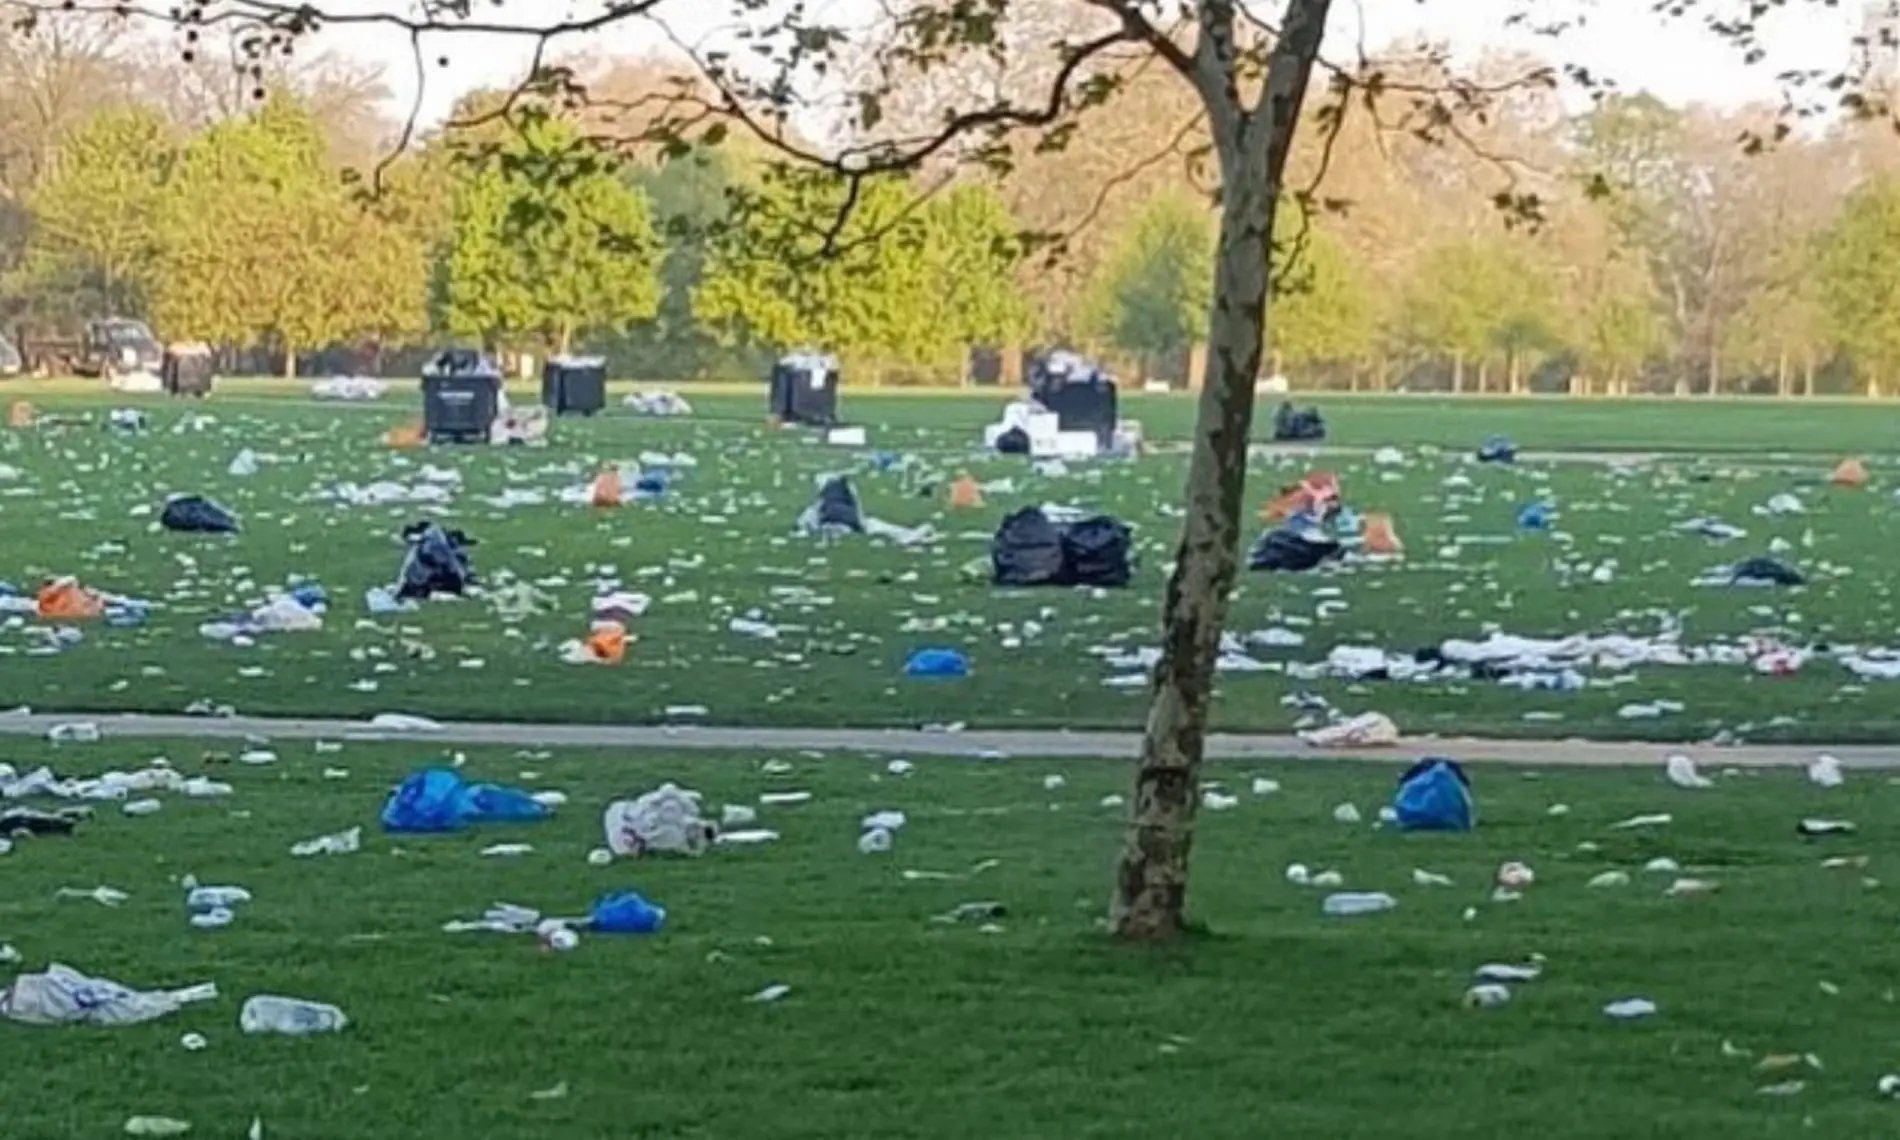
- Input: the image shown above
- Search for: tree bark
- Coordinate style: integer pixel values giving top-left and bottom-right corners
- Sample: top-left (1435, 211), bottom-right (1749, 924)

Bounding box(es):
top-left (282, 343), bottom-right (296, 379)
top-left (1110, 0), bottom-right (1332, 941)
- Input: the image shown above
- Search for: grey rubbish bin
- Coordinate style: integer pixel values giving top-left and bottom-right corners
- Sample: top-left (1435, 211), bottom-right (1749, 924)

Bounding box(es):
top-left (768, 351), bottom-right (840, 426)
top-left (161, 342), bottom-right (215, 398)
top-left (542, 355), bottom-right (606, 416)
top-left (422, 350), bottom-right (502, 444)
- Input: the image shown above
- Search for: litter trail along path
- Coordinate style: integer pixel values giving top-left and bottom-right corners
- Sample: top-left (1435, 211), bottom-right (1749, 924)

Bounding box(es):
top-left (5, 712), bottom-right (1899, 769)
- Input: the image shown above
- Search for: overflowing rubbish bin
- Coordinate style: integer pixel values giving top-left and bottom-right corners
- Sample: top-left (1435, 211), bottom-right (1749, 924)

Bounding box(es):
top-left (1028, 350), bottom-right (1117, 447)
top-left (161, 342), bottom-right (215, 398)
top-left (542, 355), bottom-right (606, 416)
top-left (768, 352), bottom-right (840, 426)
top-left (422, 350), bottom-right (502, 444)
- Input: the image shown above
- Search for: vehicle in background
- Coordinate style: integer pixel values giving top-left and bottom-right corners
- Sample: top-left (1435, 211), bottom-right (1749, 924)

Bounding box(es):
top-left (0, 333), bottom-right (21, 376)
top-left (18, 319), bottom-right (163, 378)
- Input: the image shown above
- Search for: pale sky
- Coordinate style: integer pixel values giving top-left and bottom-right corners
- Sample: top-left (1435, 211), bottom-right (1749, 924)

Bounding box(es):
top-left (283, 0), bottom-right (1868, 129)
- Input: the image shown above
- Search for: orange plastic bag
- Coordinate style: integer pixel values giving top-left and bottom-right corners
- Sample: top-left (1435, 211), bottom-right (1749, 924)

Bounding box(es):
top-left (590, 468), bottom-right (624, 508)
top-left (1363, 511), bottom-right (1403, 556)
top-left (37, 578), bottom-right (105, 621)
top-left (948, 474), bottom-right (983, 509)
top-left (586, 621), bottom-right (628, 664)
top-left (384, 422), bottom-right (425, 448)
top-left (7, 401), bottom-right (34, 429)
top-left (1832, 457), bottom-right (1868, 488)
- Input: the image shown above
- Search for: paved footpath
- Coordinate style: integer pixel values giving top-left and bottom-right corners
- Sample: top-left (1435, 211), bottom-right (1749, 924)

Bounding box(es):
top-left (3, 711), bottom-right (1897, 769)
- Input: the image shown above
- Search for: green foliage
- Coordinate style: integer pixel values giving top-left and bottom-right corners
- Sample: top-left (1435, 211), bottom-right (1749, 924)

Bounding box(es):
top-left (695, 169), bottom-right (1030, 363)
top-left (1271, 225), bottom-right (1372, 367)
top-left (1083, 192), bottom-right (1212, 360)
top-left (1394, 238), bottom-right (1560, 364)
top-left (10, 106), bottom-right (175, 320)
top-left (150, 94), bottom-right (427, 361)
top-left (440, 117), bottom-right (663, 351)
top-left (1816, 181), bottom-right (1900, 384)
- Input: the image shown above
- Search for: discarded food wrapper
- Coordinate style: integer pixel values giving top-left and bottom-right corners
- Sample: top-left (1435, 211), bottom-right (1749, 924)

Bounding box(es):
top-left (1464, 984), bottom-right (1511, 1009)
top-left (1664, 753), bottom-right (1712, 789)
top-left (1808, 754), bottom-right (1845, 788)
top-left (289, 826), bottom-right (361, 857)
top-left (1603, 998), bottom-right (1657, 1020)
top-left (603, 784), bottom-right (716, 857)
top-left (1, 963), bottom-right (217, 1026)
top-left (124, 1117), bottom-right (191, 1137)
top-left (1300, 712), bottom-right (1399, 748)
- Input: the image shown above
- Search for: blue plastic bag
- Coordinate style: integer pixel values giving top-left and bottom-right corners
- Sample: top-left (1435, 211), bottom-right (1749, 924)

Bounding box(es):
top-left (1392, 759), bottom-right (1474, 832)
top-left (591, 890), bottom-right (666, 934)
top-left (1478, 435), bottom-right (1517, 464)
top-left (290, 583), bottom-right (327, 610)
top-left (380, 768), bottom-right (471, 833)
top-left (462, 782), bottom-right (549, 824)
top-left (1517, 502), bottom-right (1551, 530)
top-left (904, 648), bottom-right (969, 678)
top-left (379, 768), bottom-right (549, 833)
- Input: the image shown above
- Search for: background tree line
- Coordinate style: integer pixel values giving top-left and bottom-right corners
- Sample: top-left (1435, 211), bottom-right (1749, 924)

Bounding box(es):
top-left (8, 15), bottom-right (1900, 393)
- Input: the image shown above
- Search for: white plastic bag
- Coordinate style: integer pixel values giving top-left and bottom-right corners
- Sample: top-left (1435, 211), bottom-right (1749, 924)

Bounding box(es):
top-left (603, 783), bottom-right (715, 857)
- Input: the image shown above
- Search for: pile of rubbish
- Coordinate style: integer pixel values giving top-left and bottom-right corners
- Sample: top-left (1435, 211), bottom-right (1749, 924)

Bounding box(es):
top-left (991, 505), bottom-right (1133, 588)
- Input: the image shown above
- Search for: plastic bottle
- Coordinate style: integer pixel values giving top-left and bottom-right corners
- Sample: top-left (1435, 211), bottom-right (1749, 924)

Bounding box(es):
top-left (239, 995), bottom-right (349, 1035)
top-left (1321, 891), bottom-right (1397, 917)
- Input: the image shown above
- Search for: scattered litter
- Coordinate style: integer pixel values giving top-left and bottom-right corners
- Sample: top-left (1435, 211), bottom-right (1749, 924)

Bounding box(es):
top-left (1604, 998), bottom-right (1657, 1020)
top-left (1, 963), bottom-right (216, 1026)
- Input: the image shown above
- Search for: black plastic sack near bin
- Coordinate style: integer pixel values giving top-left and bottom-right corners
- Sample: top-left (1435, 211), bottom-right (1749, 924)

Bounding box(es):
top-left (1248, 527), bottom-right (1342, 572)
top-left (992, 507), bottom-right (1133, 588)
top-left (542, 355), bottom-right (606, 416)
top-left (769, 353), bottom-right (840, 426)
top-left (1271, 402), bottom-right (1325, 442)
top-left (422, 350), bottom-right (501, 444)
top-left (161, 343), bottom-right (215, 398)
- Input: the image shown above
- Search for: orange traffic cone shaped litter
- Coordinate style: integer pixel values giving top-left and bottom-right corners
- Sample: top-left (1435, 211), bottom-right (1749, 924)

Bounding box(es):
top-left (1832, 457), bottom-right (1869, 488)
top-left (590, 468), bottom-right (624, 507)
top-left (1363, 512), bottom-right (1403, 556)
top-left (948, 474), bottom-right (984, 509)
top-left (37, 577), bottom-right (104, 621)
top-left (385, 422), bottom-right (425, 448)
top-left (1260, 489), bottom-right (1302, 525)
top-left (586, 621), bottom-right (628, 664)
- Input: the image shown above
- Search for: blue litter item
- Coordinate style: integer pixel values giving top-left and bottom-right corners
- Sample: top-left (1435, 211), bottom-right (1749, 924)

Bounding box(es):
top-left (1478, 435), bottom-right (1517, 464)
top-left (381, 768), bottom-right (471, 833)
top-left (591, 890), bottom-right (666, 934)
top-left (872, 451), bottom-right (902, 471)
top-left (1393, 758), bottom-right (1474, 832)
top-left (104, 603), bottom-right (148, 628)
top-left (290, 584), bottom-right (327, 610)
top-left (1335, 507), bottom-right (1363, 537)
top-left (904, 647), bottom-right (970, 678)
top-left (379, 768), bottom-right (549, 833)
top-left (461, 782), bottom-right (548, 824)
top-left (633, 470), bottom-right (668, 497)
top-left (1517, 503), bottom-right (1551, 530)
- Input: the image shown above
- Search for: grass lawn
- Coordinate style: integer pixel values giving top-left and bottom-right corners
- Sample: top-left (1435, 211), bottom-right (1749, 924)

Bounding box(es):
top-left (17, 376), bottom-right (1900, 451)
top-left (3, 391), bottom-right (1900, 739)
top-left (6, 737), bottom-right (1897, 1138)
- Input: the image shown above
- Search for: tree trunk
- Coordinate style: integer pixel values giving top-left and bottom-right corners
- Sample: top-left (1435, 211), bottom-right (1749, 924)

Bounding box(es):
top-left (1452, 353), bottom-right (1464, 394)
top-left (1776, 350), bottom-right (1790, 398)
top-left (282, 344), bottom-right (296, 379)
top-left (1110, 0), bottom-right (1332, 942)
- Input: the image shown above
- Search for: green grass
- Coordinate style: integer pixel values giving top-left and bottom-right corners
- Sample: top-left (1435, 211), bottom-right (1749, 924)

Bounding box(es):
top-left (3, 392), bottom-right (1900, 739)
top-left (18, 375), bottom-right (1900, 450)
top-left (6, 737), bottom-right (1899, 1138)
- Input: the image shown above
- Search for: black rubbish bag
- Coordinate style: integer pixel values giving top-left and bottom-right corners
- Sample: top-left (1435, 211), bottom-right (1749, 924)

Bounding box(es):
top-left (1730, 555), bottom-right (1804, 587)
top-left (1477, 434), bottom-right (1517, 464)
top-left (1248, 527), bottom-right (1343, 572)
top-left (397, 521), bottom-right (476, 600)
top-left (1272, 403), bottom-right (1326, 442)
top-left (1062, 516), bottom-right (1133, 587)
top-left (814, 476), bottom-right (864, 531)
top-left (992, 507), bottom-right (1068, 586)
top-left (160, 494), bottom-right (239, 534)
top-left (995, 426), bottom-right (1031, 455)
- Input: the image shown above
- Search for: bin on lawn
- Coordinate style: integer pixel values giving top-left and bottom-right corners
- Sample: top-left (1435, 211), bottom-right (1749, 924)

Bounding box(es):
top-left (1029, 351), bottom-right (1118, 448)
top-left (422, 350), bottom-right (502, 444)
top-left (542, 355), bottom-right (607, 416)
top-left (768, 352), bottom-right (840, 426)
top-left (161, 342), bottom-right (215, 398)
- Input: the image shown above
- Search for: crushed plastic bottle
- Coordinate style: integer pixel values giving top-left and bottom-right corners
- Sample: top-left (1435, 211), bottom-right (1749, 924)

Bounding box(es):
top-left (1321, 892), bottom-right (1396, 917)
top-left (239, 995), bottom-right (348, 1035)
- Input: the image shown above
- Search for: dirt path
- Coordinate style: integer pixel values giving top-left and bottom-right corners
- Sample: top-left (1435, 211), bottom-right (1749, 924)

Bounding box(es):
top-left (3, 710), bottom-right (1891, 769)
